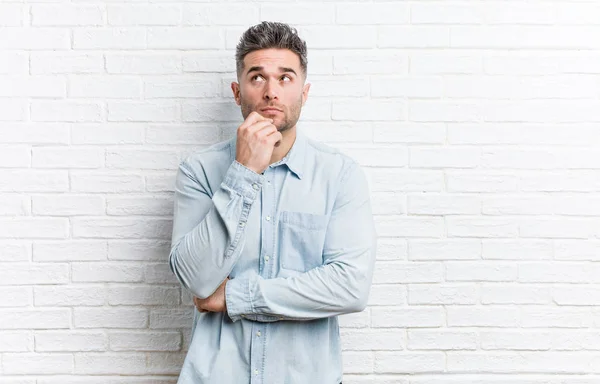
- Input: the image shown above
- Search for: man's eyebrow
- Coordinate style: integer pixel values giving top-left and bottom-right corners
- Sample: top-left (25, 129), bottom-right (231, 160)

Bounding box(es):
top-left (246, 66), bottom-right (297, 76)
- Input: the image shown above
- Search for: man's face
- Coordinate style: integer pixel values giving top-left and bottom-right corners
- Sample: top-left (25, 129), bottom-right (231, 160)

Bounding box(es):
top-left (232, 48), bottom-right (311, 134)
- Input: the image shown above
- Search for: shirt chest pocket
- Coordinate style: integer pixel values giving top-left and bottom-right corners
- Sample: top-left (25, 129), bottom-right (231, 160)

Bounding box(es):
top-left (278, 211), bottom-right (328, 273)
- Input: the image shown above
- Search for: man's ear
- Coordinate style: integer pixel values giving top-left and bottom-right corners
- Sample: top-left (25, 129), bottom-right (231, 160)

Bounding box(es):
top-left (302, 82), bottom-right (311, 107)
top-left (231, 82), bottom-right (241, 106)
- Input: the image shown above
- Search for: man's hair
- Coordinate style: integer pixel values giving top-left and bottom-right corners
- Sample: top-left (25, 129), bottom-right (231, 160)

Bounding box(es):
top-left (235, 21), bottom-right (308, 80)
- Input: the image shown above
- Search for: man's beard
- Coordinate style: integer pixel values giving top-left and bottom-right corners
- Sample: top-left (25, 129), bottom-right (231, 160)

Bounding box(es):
top-left (240, 95), bottom-right (302, 134)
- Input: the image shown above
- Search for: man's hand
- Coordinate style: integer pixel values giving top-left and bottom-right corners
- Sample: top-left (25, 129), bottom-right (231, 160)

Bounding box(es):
top-left (235, 111), bottom-right (283, 174)
top-left (193, 277), bottom-right (229, 313)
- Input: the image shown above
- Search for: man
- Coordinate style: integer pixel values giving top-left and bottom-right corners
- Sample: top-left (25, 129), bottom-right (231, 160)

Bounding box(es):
top-left (169, 21), bottom-right (377, 384)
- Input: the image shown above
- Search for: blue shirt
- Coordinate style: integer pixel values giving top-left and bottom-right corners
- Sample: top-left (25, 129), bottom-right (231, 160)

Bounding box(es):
top-left (169, 128), bottom-right (377, 384)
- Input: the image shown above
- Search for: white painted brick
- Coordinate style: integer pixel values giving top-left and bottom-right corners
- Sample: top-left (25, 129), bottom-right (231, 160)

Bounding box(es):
top-left (32, 148), bottom-right (104, 169)
top-left (70, 172), bottom-right (145, 193)
top-left (308, 75), bottom-right (368, 97)
top-left (106, 196), bottom-right (173, 216)
top-left (480, 330), bottom-right (552, 351)
top-left (69, 75), bottom-right (142, 98)
top-left (299, 26), bottom-right (377, 49)
top-left (483, 3), bottom-right (555, 25)
top-left (145, 76), bottom-right (219, 98)
top-left (106, 149), bottom-right (179, 170)
top-left (374, 262), bottom-right (443, 284)
top-left (555, 240), bottom-right (600, 261)
top-left (107, 53), bottom-right (182, 74)
top-left (0, 99), bottom-right (26, 121)
top-left (367, 284), bottom-right (407, 306)
top-left (339, 146), bottom-right (407, 167)
top-left (144, 263), bottom-right (177, 284)
top-left (0, 332), bottom-right (31, 352)
top-left (446, 217), bottom-right (519, 238)
top-left (72, 217), bottom-right (172, 239)
top-left (181, 101), bottom-right (239, 123)
top-left (376, 238), bottom-right (408, 261)
top-left (520, 171), bottom-right (600, 192)
top-left (333, 52), bottom-right (408, 75)
top-left (409, 239), bottom-right (480, 261)
top-left (337, 3), bottom-right (408, 25)
top-left (108, 240), bottom-right (170, 261)
top-left (341, 329), bottom-right (405, 351)
top-left (31, 53), bottom-right (103, 74)
top-left (519, 218), bottom-right (595, 239)
top-left (303, 122), bottom-right (371, 143)
top-left (0, 219), bottom-right (69, 239)
top-left (74, 353), bottom-right (146, 374)
top-left (0, 146), bottom-right (30, 168)
top-left (145, 352), bottom-right (186, 375)
top-left (0, 263), bottom-right (68, 285)
top-left (411, 52), bottom-right (482, 75)
top-left (74, 308), bottom-right (148, 329)
top-left (411, 3), bottom-right (482, 24)
top-left (108, 101), bottom-right (178, 122)
top-left (0, 309), bottom-right (70, 330)
top-left (33, 241), bottom-right (107, 262)
top-left (71, 124), bottom-right (145, 144)
top-left (409, 284), bottom-right (478, 305)
top-left (409, 194), bottom-right (480, 215)
top-left (182, 4), bottom-right (258, 25)
top-left (0, 242), bottom-right (30, 262)
top-left (71, 262), bottom-right (144, 282)
top-left (31, 5), bottom-right (103, 26)
top-left (369, 169), bottom-right (443, 193)
top-left (32, 195), bottom-right (104, 216)
top-left (261, 4), bottom-right (334, 25)
top-left (147, 27), bottom-right (222, 49)
top-left (149, 308), bottom-right (193, 329)
top-left (37, 379), bottom-right (176, 384)
top-left (31, 101), bottom-right (103, 123)
top-left (379, 27), bottom-right (449, 48)
top-left (35, 331), bottom-right (106, 352)
top-left (375, 216), bottom-right (444, 238)
top-left (519, 263), bottom-right (600, 283)
top-left (108, 285), bottom-right (179, 306)
top-left (108, 331), bottom-right (181, 351)
top-left (0, 287), bottom-right (32, 307)
top-left (0, 76), bottom-right (66, 97)
top-left (338, 310), bottom-right (370, 329)
top-left (2, 353), bottom-right (73, 374)
top-left (73, 28), bottom-right (146, 50)
top-left (0, 5), bottom-right (25, 26)
top-left (408, 330), bottom-right (477, 351)
top-left (447, 306), bottom-right (519, 327)
top-left (342, 351), bottom-right (374, 374)
top-left (182, 52), bottom-right (235, 73)
top-left (0, 124), bottom-right (69, 144)
top-left (0, 170), bottom-right (68, 192)
top-left (107, 5), bottom-right (180, 26)
top-left (371, 76), bottom-right (442, 98)
top-left (146, 125), bottom-right (220, 145)
top-left (446, 171), bottom-right (518, 193)
top-left (375, 351), bottom-right (445, 373)
top-left (34, 285), bottom-right (105, 306)
top-left (0, 53), bottom-right (27, 75)
top-left (0, 195), bottom-right (30, 216)
top-left (333, 100), bottom-right (405, 121)
top-left (410, 147), bottom-right (480, 168)
top-left (0, 28), bottom-right (70, 50)
top-left (410, 101), bottom-right (480, 122)
top-left (522, 307), bottom-right (592, 328)
top-left (481, 284), bottom-right (551, 305)
top-left (446, 262), bottom-right (518, 282)
top-left (482, 240), bottom-right (552, 261)
top-left (145, 173), bottom-right (176, 193)
top-left (371, 192), bottom-right (406, 215)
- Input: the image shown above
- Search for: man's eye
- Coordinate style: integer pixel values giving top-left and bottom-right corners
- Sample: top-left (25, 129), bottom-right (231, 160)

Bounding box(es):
top-left (252, 75), bottom-right (264, 81)
top-left (281, 75), bottom-right (291, 81)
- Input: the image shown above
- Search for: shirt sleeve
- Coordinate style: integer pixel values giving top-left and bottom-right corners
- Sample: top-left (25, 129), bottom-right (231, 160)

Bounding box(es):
top-left (169, 158), bottom-right (264, 299)
top-left (225, 161), bottom-right (377, 322)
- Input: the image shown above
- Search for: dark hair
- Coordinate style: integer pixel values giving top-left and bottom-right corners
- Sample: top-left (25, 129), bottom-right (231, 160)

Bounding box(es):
top-left (235, 21), bottom-right (308, 80)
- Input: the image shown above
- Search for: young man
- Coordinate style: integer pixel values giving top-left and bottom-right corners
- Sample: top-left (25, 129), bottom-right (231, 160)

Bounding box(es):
top-left (169, 21), bottom-right (377, 384)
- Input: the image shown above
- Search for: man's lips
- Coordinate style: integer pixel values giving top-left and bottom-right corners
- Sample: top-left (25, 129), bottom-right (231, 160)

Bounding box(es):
top-left (260, 108), bottom-right (282, 113)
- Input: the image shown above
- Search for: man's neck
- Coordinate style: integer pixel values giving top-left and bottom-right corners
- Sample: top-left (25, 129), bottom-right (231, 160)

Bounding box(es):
top-left (269, 126), bottom-right (297, 165)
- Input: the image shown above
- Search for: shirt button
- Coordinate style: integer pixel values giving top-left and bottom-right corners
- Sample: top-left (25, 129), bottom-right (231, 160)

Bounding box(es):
top-left (264, 255), bottom-right (270, 262)
top-left (266, 216), bottom-right (271, 221)
top-left (252, 184), bottom-right (259, 190)
top-left (254, 369), bottom-right (259, 375)
top-left (256, 331), bottom-right (261, 337)
top-left (239, 222), bottom-right (245, 227)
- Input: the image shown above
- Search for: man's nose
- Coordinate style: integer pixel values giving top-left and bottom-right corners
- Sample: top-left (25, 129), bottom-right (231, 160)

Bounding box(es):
top-left (263, 81), bottom-right (278, 100)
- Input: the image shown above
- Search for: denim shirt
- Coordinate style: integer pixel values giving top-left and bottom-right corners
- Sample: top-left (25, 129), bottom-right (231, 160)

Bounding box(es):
top-left (169, 128), bottom-right (377, 384)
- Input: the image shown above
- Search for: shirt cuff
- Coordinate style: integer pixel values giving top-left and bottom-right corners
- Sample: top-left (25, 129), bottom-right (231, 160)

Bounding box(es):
top-left (225, 277), bottom-right (253, 322)
top-left (222, 160), bottom-right (265, 204)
